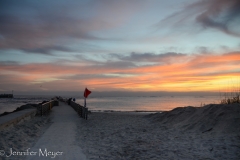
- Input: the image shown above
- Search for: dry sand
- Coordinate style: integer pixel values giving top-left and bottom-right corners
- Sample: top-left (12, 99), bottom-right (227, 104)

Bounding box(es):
top-left (76, 104), bottom-right (240, 160)
top-left (0, 103), bottom-right (239, 160)
top-left (0, 114), bottom-right (52, 160)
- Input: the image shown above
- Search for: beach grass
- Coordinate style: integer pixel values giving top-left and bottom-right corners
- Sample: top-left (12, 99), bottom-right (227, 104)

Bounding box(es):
top-left (220, 82), bottom-right (240, 104)
top-left (220, 93), bottom-right (240, 104)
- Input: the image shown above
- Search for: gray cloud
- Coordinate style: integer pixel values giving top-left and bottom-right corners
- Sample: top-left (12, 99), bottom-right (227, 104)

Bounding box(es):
top-left (0, 61), bottom-right (20, 65)
top-left (0, 1), bottom-right (102, 54)
top-left (94, 60), bottom-right (136, 70)
top-left (60, 74), bottom-right (111, 80)
top-left (110, 52), bottom-right (186, 64)
top-left (195, 0), bottom-right (240, 37)
top-left (195, 46), bottom-right (211, 54)
top-left (155, 0), bottom-right (240, 37)
top-left (22, 45), bottom-right (75, 55)
top-left (59, 72), bottom-right (137, 81)
top-left (0, 0), bottom-right (148, 55)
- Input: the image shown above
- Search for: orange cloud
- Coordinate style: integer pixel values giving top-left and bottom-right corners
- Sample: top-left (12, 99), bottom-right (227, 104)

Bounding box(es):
top-left (0, 52), bottom-right (239, 92)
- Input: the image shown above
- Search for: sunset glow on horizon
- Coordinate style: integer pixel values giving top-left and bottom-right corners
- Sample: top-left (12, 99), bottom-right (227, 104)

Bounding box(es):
top-left (0, 0), bottom-right (240, 95)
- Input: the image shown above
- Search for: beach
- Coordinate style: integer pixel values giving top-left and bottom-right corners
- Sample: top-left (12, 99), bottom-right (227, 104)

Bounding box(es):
top-left (2, 0), bottom-right (240, 159)
top-left (76, 104), bottom-right (240, 160)
top-left (0, 114), bottom-right (52, 160)
top-left (0, 103), bottom-right (240, 159)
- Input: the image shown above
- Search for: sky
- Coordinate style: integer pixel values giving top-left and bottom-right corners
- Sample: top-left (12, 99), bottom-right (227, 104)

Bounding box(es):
top-left (0, 0), bottom-right (240, 96)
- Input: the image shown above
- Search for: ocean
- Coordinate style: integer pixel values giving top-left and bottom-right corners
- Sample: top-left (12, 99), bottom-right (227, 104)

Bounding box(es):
top-left (77, 95), bottom-right (221, 112)
top-left (0, 95), bottom-right (52, 114)
top-left (0, 95), bottom-right (221, 114)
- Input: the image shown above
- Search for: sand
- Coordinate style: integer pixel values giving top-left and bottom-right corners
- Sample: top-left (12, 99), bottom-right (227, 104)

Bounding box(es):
top-left (0, 103), bottom-right (239, 160)
top-left (0, 114), bottom-right (52, 160)
top-left (25, 102), bottom-right (87, 160)
top-left (76, 104), bottom-right (240, 160)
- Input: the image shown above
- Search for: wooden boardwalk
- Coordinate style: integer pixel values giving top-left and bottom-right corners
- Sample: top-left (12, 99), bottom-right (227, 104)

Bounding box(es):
top-left (26, 102), bottom-right (87, 160)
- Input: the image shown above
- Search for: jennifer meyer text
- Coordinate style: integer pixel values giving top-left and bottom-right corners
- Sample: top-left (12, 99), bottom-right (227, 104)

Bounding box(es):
top-left (0, 148), bottom-right (63, 158)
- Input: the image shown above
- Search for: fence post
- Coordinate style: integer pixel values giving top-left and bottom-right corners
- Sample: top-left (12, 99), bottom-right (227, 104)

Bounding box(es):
top-left (78, 105), bottom-right (81, 116)
top-left (69, 101), bottom-right (88, 120)
top-left (83, 107), bottom-right (86, 119)
top-left (38, 100), bottom-right (58, 116)
top-left (85, 108), bottom-right (88, 120)
top-left (41, 105), bottom-right (43, 116)
top-left (81, 106), bottom-right (83, 117)
top-left (83, 107), bottom-right (85, 119)
top-left (80, 106), bottom-right (82, 117)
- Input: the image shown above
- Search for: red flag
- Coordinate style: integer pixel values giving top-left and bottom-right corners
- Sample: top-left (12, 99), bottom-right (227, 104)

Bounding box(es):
top-left (84, 88), bottom-right (91, 98)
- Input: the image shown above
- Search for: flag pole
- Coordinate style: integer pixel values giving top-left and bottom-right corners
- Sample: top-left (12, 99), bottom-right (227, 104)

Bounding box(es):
top-left (83, 87), bottom-right (91, 107)
top-left (83, 88), bottom-right (91, 120)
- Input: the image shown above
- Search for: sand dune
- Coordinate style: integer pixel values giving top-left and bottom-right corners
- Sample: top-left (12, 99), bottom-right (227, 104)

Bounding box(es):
top-left (0, 114), bottom-right (52, 159)
top-left (148, 103), bottom-right (240, 134)
top-left (77, 104), bottom-right (240, 159)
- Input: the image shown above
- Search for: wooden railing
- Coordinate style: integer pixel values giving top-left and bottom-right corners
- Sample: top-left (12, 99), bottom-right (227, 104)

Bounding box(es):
top-left (69, 101), bottom-right (88, 120)
top-left (40, 100), bottom-right (59, 116)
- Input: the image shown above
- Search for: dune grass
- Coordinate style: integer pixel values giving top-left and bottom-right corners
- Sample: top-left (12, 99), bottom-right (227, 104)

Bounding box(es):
top-left (220, 93), bottom-right (240, 104)
top-left (219, 79), bottom-right (240, 104)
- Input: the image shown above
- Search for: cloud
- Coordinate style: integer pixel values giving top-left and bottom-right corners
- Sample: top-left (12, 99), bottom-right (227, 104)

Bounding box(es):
top-left (1, 51), bottom-right (239, 92)
top-left (0, 0), bottom-right (148, 54)
top-left (22, 45), bottom-right (75, 55)
top-left (0, 12), bottom-right (98, 54)
top-left (155, 0), bottom-right (240, 37)
top-left (109, 52), bottom-right (188, 65)
top-left (195, 0), bottom-right (240, 37)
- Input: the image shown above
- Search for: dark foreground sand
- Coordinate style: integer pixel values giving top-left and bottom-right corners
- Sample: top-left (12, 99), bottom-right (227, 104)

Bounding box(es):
top-left (76, 104), bottom-right (240, 160)
top-left (0, 103), bottom-right (239, 160)
top-left (0, 114), bottom-right (52, 160)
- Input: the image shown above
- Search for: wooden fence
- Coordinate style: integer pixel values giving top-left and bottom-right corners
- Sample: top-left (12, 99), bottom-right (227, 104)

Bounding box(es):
top-left (69, 101), bottom-right (88, 120)
top-left (40, 100), bottom-right (59, 116)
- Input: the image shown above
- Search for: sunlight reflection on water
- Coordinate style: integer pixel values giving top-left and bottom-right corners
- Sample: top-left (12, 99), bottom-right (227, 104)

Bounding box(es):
top-left (76, 96), bottom-right (220, 112)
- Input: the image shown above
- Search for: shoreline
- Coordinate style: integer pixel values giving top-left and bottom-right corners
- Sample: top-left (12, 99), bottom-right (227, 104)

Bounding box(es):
top-left (90, 110), bottom-right (163, 114)
top-left (0, 95), bottom-right (221, 115)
